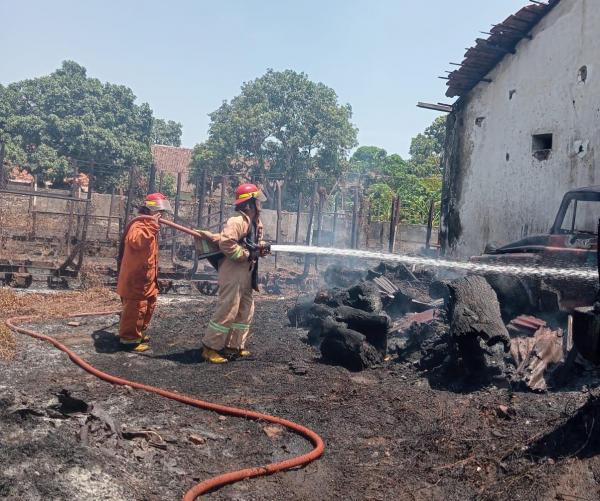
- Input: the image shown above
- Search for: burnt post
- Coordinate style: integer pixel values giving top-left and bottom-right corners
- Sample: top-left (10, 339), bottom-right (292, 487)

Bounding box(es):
top-left (157, 171), bottom-right (164, 193)
top-left (0, 141), bottom-right (5, 188)
top-left (425, 199), bottom-right (435, 250)
top-left (197, 169), bottom-right (206, 228)
top-left (356, 192), bottom-right (366, 249)
top-left (351, 187), bottom-right (359, 249)
top-left (314, 187), bottom-right (326, 270)
top-left (148, 162), bottom-right (157, 194)
top-left (303, 181), bottom-right (318, 275)
top-left (294, 192), bottom-right (303, 244)
top-left (29, 176), bottom-right (38, 239)
top-left (171, 172), bottom-right (182, 262)
top-left (66, 161), bottom-right (78, 253)
top-left (76, 162), bottom-right (95, 270)
top-left (388, 196), bottom-right (400, 253)
top-left (275, 180), bottom-right (283, 269)
top-left (124, 165), bottom-right (136, 228)
top-left (332, 193), bottom-right (339, 247)
top-left (106, 188), bottom-right (115, 240)
top-left (219, 176), bottom-right (227, 230)
top-left (364, 199), bottom-right (372, 249)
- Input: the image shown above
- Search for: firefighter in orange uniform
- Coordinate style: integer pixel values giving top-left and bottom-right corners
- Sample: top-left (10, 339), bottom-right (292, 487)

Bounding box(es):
top-left (201, 183), bottom-right (270, 363)
top-left (116, 193), bottom-right (172, 352)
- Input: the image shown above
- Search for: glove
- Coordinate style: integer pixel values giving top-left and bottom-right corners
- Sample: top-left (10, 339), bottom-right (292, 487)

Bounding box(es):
top-left (258, 242), bottom-right (271, 258)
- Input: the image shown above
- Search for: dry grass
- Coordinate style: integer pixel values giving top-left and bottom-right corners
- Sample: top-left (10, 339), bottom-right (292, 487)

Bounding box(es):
top-left (0, 287), bottom-right (120, 361)
top-left (79, 264), bottom-right (108, 290)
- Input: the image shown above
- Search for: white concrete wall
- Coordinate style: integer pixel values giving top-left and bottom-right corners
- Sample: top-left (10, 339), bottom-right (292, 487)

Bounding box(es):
top-left (449, 0), bottom-right (600, 257)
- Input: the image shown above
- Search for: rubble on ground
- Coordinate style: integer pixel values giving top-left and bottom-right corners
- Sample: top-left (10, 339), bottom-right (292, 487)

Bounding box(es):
top-left (290, 262), bottom-right (576, 391)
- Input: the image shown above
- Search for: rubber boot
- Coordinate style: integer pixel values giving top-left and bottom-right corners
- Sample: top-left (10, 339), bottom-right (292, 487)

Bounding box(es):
top-left (223, 348), bottom-right (251, 359)
top-left (202, 347), bottom-right (228, 364)
top-left (120, 340), bottom-right (150, 353)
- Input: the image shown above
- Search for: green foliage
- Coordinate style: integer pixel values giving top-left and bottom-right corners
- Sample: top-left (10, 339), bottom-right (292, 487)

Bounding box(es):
top-left (367, 182), bottom-right (394, 221)
top-left (0, 61), bottom-right (158, 190)
top-left (190, 141), bottom-right (222, 180)
top-left (349, 146), bottom-right (388, 189)
top-left (361, 116), bottom-right (446, 225)
top-left (151, 118), bottom-right (182, 146)
top-left (158, 172), bottom-right (177, 198)
top-left (407, 115), bottom-right (446, 175)
top-left (190, 69), bottom-right (358, 207)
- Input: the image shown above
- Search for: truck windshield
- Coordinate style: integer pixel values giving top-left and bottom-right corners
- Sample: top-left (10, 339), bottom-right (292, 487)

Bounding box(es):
top-left (560, 198), bottom-right (600, 234)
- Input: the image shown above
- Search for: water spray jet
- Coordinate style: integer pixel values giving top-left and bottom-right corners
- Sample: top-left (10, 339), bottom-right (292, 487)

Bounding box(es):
top-left (270, 245), bottom-right (598, 282)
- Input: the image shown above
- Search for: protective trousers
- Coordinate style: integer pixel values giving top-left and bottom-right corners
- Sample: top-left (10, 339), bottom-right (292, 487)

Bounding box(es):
top-left (119, 296), bottom-right (157, 343)
top-left (203, 259), bottom-right (255, 352)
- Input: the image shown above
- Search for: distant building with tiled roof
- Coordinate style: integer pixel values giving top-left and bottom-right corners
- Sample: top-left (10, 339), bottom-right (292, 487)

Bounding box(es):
top-left (151, 144), bottom-right (193, 192)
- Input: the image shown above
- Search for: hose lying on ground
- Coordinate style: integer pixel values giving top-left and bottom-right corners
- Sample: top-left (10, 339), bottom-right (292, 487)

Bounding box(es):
top-left (6, 311), bottom-right (325, 500)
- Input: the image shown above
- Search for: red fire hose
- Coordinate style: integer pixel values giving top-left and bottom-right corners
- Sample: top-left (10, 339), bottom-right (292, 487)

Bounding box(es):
top-left (5, 312), bottom-right (325, 499)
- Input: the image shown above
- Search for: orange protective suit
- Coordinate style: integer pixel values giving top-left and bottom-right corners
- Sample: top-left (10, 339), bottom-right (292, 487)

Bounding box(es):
top-left (202, 212), bottom-right (263, 352)
top-left (116, 217), bottom-right (160, 343)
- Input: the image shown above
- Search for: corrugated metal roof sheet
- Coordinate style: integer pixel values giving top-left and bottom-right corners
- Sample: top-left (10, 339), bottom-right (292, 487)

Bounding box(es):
top-left (445, 0), bottom-right (561, 98)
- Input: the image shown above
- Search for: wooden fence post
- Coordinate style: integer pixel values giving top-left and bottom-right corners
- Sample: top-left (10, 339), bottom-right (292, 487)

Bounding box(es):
top-left (0, 141), bottom-right (5, 188)
top-left (351, 187), bottom-right (359, 249)
top-left (171, 172), bottom-right (182, 263)
top-left (124, 165), bottom-right (136, 228)
top-left (332, 193), bottom-right (339, 247)
top-left (219, 176), bottom-right (227, 230)
top-left (197, 169), bottom-right (206, 227)
top-left (148, 163), bottom-right (157, 193)
top-left (106, 188), bottom-right (116, 240)
top-left (294, 192), bottom-right (303, 244)
top-left (426, 199), bottom-right (435, 250)
top-left (303, 181), bottom-right (318, 275)
top-left (388, 196), bottom-right (400, 253)
top-left (275, 180), bottom-right (283, 269)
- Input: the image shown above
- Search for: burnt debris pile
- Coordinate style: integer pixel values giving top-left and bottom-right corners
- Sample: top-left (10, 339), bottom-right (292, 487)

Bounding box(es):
top-left (288, 262), bottom-right (436, 371)
top-left (289, 262), bottom-right (572, 391)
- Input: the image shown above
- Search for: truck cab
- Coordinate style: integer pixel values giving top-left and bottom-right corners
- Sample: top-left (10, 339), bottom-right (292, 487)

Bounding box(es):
top-left (472, 186), bottom-right (600, 314)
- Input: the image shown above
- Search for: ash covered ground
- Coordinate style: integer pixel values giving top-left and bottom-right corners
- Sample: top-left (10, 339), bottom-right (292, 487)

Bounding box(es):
top-left (2, 274), bottom-right (600, 500)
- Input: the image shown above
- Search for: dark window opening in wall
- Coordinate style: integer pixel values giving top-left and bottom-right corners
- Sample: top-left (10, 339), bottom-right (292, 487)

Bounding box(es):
top-left (532, 133), bottom-right (553, 160)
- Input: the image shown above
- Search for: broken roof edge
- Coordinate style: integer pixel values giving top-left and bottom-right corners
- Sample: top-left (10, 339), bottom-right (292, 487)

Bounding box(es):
top-left (444, 0), bottom-right (561, 99)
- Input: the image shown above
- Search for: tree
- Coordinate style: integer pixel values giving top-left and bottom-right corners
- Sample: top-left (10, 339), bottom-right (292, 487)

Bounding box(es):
top-left (151, 118), bottom-right (182, 146)
top-left (191, 69), bottom-right (358, 207)
top-left (349, 146), bottom-right (387, 178)
top-left (359, 116), bottom-right (446, 225)
top-left (408, 115), bottom-right (446, 175)
top-left (1, 61), bottom-right (156, 190)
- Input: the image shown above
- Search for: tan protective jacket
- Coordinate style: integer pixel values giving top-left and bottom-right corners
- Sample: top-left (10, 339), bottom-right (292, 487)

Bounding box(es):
top-left (218, 212), bottom-right (263, 291)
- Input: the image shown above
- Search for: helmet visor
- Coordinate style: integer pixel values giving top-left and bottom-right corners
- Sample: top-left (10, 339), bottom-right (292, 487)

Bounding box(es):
top-left (145, 198), bottom-right (173, 212)
top-left (235, 190), bottom-right (267, 205)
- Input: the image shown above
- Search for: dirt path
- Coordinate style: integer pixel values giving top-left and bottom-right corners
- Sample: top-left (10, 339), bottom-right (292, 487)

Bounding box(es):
top-left (2, 294), bottom-right (600, 500)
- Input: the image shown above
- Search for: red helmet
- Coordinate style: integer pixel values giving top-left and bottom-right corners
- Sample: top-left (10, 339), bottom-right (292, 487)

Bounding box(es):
top-left (145, 192), bottom-right (173, 212)
top-left (234, 183), bottom-right (266, 206)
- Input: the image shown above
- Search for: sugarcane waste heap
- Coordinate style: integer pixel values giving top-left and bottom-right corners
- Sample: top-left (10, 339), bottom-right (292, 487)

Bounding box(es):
top-left (289, 262), bottom-right (571, 392)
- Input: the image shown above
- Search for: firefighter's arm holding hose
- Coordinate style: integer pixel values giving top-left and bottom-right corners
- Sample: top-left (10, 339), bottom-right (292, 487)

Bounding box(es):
top-left (125, 213), bottom-right (161, 250)
top-left (219, 216), bottom-right (251, 262)
top-left (219, 215), bottom-right (271, 262)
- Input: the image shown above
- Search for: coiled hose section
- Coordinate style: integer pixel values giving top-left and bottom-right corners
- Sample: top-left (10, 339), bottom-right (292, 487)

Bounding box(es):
top-left (6, 311), bottom-right (325, 499)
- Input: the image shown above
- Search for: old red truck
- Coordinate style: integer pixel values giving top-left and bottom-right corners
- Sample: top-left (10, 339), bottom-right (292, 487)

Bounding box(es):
top-left (471, 185), bottom-right (599, 315)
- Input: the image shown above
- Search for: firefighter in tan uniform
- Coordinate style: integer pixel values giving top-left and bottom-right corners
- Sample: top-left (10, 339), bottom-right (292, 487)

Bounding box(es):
top-left (201, 183), bottom-right (270, 363)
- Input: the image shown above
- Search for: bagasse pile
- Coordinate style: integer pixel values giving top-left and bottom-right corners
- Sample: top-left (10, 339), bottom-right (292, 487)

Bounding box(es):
top-left (0, 288), bottom-right (120, 360)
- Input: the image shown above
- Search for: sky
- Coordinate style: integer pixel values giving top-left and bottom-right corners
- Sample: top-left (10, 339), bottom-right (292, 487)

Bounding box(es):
top-left (1, 0), bottom-right (527, 157)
